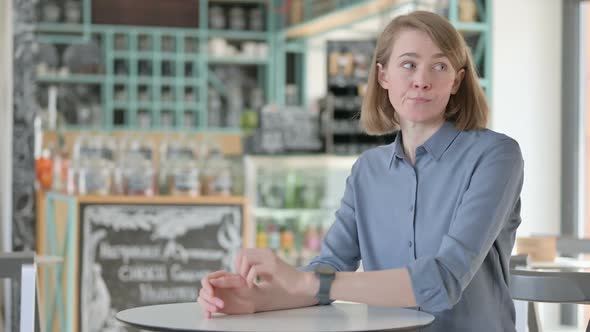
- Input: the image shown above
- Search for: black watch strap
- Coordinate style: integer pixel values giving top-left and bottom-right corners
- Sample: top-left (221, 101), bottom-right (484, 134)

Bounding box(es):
top-left (315, 265), bottom-right (336, 305)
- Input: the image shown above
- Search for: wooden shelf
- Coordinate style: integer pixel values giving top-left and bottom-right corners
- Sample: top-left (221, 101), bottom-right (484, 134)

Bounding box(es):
top-left (37, 74), bottom-right (104, 84)
top-left (208, 29), bottom-right (268, 41)
top-left (285, 0), bottom-right (406, 39)
top-left (208, 57), bottom-right (268, 65)
top-left (74, 194), bottom-right (247, 205)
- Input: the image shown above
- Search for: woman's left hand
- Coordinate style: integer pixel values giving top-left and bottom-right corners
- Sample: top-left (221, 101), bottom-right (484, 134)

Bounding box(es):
top-left (234, 248), bottom-right (310, 294)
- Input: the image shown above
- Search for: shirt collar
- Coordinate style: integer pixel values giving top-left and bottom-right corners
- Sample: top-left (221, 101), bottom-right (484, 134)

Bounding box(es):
top-left (389, 121), bottom-right (460, 168)
top-left (390, 130), bottom-right (405, 165)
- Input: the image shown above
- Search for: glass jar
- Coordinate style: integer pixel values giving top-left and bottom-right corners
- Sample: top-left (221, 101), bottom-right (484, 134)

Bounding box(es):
top-left (119, 136), bottom-right (156, 196)
top-left (160, 137), bottom-right (199, 196)
top-left (169, 160), bottom-right (200, 197)
top-left (209, 6), bottom-right (226, 29)
top-left (64, 0), bottom-right (81, 23)
top-left (228, 6), bottom-right (246, 30)
top-left (201, 145), bottom-right (232, 196)
top-left (249, 7), bottom-right (264, 31)
top-left (77, 159), bottom-right (112, 195)
top-left (122, 159), bottom-right (156, 196)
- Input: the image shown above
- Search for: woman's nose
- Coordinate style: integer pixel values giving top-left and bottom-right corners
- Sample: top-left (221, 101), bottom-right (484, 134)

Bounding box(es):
top-left (413, 70), bottom-right (432, 90)
top-left (412, 81), bottom-right (431, 90)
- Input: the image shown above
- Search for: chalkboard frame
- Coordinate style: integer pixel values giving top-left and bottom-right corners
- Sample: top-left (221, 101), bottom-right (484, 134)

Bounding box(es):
top-left (77, 199), bottom-right (247, 332)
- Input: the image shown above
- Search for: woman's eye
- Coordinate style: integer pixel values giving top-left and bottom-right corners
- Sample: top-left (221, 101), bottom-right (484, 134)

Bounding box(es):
top-left (433, 63), bottom-right (447, 71)
top-left (402, 62), bottom-right (415, 69)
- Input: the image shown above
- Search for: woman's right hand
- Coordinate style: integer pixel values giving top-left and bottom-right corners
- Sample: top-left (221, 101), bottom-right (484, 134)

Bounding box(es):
top-left (198, 270), bottom-right (256, 318)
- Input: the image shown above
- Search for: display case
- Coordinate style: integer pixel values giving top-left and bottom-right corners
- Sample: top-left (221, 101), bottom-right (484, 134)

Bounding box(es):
top-left (244, 155), bottom-right (356, 266)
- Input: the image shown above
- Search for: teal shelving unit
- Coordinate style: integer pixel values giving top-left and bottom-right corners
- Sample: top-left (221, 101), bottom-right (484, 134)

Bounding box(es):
top-left (35, 0), bottom-right (275, 132)
top-left (85, 25), bottom-right (204, 130)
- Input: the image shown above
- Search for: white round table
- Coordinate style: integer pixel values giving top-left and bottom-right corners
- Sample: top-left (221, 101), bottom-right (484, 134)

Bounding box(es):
top-left (116, 302), bottom-right (434, 332)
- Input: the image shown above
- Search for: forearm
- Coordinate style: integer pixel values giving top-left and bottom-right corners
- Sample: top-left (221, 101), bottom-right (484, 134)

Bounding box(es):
top-left (296, 268), bottom-right (416, 308)
top-left (253, 272), bottom-right (319, 312)
top-left (331, 268), bottom-right (416, 307)
top-left (254, 267), bottom-right (416, 311)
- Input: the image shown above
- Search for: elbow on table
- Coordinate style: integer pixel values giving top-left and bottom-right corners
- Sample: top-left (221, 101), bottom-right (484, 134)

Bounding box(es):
top-left (408, 258), bottom-right (465, 313)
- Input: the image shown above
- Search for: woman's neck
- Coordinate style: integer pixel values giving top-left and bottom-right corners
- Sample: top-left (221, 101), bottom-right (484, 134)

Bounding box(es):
top-left (400, 119), bottom-right (445, 165)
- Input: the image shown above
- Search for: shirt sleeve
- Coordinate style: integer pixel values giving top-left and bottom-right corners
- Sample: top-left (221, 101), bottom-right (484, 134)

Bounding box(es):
top-left (298, 159), bottom-right (362, 273)
top-left (406, 138), bottom-right (524, 312)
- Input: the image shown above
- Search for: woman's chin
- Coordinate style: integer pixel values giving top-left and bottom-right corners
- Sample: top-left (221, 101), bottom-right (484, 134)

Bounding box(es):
top-left (399, 114), bottom-right (445, 126)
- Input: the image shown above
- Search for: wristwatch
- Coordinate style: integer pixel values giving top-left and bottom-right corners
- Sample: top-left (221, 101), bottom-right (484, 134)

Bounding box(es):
top-left (314, 264), bottom-right (336, 305)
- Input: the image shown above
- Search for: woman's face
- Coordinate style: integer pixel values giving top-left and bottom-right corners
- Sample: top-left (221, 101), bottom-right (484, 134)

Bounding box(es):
top-left (377, 29), bottom-right (464, 127)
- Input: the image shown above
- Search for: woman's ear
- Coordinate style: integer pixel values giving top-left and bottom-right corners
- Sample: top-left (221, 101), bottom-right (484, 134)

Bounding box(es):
top-left (451, 68), bottom-right (465, 94)
top-left (377, 63), bottom-right (388, 89)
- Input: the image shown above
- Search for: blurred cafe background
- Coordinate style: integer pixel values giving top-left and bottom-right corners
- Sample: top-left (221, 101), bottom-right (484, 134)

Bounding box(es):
top-left (0, 0), bottom-right (587, 331)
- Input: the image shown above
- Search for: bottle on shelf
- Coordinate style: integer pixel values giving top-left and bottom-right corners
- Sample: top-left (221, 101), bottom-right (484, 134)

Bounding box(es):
top-left (35, 147), bottom-right (54, 191)
top-left (280, 222), bottom-right (294, 251)
top-left (51, 133), bottom-right (70, 193)
top-left (256, 220), bottom-right (268, 249)
top-left (305, 222), bottom-right (321, 252)
top-left (267, 222), bottom-right (281, 250)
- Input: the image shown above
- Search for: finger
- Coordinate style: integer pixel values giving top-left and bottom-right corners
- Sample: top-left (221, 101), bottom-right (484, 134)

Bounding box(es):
top-left (197, 296), bottom-right (218, 318)
top-left (201, 270), bottom-right (228, 293)
top-left (198, 295), bottom-right (220, 311)
top-left (200, 286), bottom-right (213, 297)
top-left (234, 251), bottom-right (243, 273)
top-left (199, 287), bottom-right (225, 308)
top-left (239, 256), bottom-right (252, 280)
top-left (246, 264), bottom-right (273, 288)
top-left (198, 287), bottom-right (214, 302)
top-left (210, 275), bottom-right (247, 289)
top-left (243, 249), bottom-right (272, 267)
top-left (245, 265), bottom-right (259, 288)
top-left (241, 250), bottom-right (274, 280)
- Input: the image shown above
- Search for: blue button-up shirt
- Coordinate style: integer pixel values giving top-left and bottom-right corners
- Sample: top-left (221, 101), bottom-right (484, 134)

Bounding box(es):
top-left (301, 121), bottom-right (524, 331)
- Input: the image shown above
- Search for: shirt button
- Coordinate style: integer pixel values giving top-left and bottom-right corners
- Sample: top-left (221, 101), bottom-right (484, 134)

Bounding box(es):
top-left (408, 241), bottom-right (413, 247)
top-left (410, 205), bottom-right (414, 212)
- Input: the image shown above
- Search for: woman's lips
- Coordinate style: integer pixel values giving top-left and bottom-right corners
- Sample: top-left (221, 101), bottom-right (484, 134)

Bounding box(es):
top-left (409, 97), bottom-right (432, 103)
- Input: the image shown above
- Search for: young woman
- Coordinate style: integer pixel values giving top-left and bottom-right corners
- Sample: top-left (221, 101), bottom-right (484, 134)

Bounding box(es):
top-left (198, 10), bottom-right (523, 331)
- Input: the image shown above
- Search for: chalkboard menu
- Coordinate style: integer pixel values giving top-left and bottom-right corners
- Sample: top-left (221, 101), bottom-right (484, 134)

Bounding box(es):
top-left (78, 203), bottom-right (244, 332)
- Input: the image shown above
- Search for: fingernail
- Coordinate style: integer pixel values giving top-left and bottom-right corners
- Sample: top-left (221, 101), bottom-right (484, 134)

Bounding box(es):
top-left (216, 299), bottom-right (224, 308)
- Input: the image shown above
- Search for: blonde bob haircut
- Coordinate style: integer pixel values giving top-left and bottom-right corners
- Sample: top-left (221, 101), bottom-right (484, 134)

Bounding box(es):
top-left (360, 10), bottom-right (488, 134)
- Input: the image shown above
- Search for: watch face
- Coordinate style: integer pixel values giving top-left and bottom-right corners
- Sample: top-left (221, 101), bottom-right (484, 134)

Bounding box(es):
top-left (315, 264), bottom-right (335, 275)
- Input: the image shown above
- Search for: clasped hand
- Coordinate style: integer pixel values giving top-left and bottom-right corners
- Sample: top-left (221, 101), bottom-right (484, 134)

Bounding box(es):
top-left (197, 248), bottom-right (306, 318)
